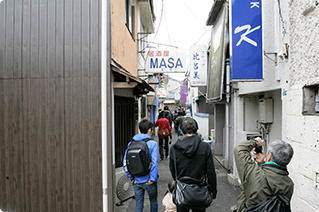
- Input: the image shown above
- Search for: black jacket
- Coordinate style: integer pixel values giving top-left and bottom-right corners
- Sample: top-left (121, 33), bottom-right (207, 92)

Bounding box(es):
top-left (169, 134), bottom-right (217, 199)
top-left (160, 110), bottom-right (173, 126)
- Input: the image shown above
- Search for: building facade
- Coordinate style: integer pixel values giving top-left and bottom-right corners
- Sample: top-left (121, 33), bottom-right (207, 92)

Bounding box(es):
top-left (206, 0), bottom-right (319, 211)
top-left (111, 0), bottom-right (156, 206)
top-left (288, 1), bottom-right (319, 211)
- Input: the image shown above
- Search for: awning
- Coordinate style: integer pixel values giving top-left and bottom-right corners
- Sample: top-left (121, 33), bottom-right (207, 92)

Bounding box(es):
top-left (111, 59), bottom-right (154, 96)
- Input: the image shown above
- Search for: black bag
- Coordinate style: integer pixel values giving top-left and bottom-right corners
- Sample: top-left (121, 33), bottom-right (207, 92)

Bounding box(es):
top-left (126, 138), bottom-right (151, 177)
top-left (172, 147), bottom-right (213, 210)
top-left (245, 178), bottom-right (291, 212)
top-left (173, 176), bottom-right (213, 210)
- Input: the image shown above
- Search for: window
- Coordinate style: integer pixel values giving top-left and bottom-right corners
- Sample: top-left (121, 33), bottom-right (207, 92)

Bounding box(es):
top-left (302, 84), bottom-right (319, 115)
top-left (125, 0), bottom-right (135, 38)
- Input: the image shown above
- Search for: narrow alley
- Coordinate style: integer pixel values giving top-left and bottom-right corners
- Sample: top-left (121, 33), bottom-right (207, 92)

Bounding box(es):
top-left (115, 129), bottom-right (241, 212)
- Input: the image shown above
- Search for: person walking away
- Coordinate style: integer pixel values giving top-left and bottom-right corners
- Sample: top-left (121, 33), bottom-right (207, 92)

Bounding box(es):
top-left (155, 113), bottom-right (172, 160)
top-left (162, 182), bottom-right (176, 212)
top-left (159, 106), bottom-right (173, 127)
top-left (233, 137), bottom-right (294, 211)
top-left (169, 117), bottom-right (217, 212)
top-left (123, 119), bottom-right (159, 212)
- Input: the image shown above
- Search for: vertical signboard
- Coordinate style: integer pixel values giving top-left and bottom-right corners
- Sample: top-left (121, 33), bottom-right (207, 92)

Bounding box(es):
top-left (146, 48), bottom-right (186, 73)
top-left (207, 5), bottom-right (228, 102)
top-left (190, 45), bottom-right (207, 86)
top-left (180, 85), bottom-right (186, 104)
top-left (230, 0), bottom-right (263, 80)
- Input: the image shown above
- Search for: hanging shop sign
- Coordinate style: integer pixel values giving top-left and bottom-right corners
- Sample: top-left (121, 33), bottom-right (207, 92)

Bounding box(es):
top-left (190, 45), bottom-right (207, 86)
top-left (156, 87), bottom-right (168, 98)
top-left (230, 0), bottom-right (263, 81)
top-left (180, 85), bottom-right (187, 104)
top-left (146, 48), bottom-right (186, 73)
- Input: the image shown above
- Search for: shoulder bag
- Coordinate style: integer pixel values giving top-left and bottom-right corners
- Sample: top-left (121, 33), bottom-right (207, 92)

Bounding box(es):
top-left (158, 127), bottom-right (169, 139)
top-left (172, 146), bottom-right (213, 210)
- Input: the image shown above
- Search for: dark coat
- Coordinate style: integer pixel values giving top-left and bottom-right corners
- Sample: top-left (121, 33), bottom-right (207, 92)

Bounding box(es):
top-left (234, 140), bottom-right (294, 211)
top-left (169, 134), bottom-right (217, 199)
top-left (160, 110), bottom-right (173, 126)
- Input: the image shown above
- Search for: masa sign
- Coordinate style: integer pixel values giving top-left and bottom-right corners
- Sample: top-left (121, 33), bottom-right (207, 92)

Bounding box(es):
top-left (146, 48), bottom-right (186, 73)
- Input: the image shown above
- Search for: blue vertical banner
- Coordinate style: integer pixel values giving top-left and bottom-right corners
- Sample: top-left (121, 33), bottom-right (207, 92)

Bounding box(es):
top-left (230, 0), bottom-right (263, 80)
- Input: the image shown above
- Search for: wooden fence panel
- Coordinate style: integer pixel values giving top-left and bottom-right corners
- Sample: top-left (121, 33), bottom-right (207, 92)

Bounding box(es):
top-left (0, 0), bottom-right (103, 211)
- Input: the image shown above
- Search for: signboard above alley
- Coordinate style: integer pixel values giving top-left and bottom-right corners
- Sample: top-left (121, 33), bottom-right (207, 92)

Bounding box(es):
top-left (190, 45), bottom-right (207, 86)
top-left (230, 0), bottom-right (263, 81)
top-left (146, 48), bottom-right (186, 73)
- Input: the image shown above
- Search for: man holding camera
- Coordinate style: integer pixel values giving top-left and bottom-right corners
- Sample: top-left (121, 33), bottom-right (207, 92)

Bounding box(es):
top-left (233, 137), bottom-right (294, 211)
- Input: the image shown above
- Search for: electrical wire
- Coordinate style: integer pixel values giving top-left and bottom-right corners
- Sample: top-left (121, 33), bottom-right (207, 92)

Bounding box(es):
top-left (180, 0), bottom-right (202, 24)
top-left (193, 27), bottom-right (211, 45)
top-left (152, 0), bottom-right (164, 42)
top-left (277, 0), bottom-right (287, 40)
top-left (163, 5), bottom-right (172, 45)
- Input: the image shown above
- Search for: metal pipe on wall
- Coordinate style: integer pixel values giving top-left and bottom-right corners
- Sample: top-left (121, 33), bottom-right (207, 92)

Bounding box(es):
top-left (102, 0), bottom-right (113, 211)
top-left (225, 59), bottom-right (230, 168)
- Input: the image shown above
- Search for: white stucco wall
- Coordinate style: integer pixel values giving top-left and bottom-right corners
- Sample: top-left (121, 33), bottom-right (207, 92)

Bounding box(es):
top-left (288, 0), bottom-right (319, 211)
top-left (233, 0), bottom-right (289, 155)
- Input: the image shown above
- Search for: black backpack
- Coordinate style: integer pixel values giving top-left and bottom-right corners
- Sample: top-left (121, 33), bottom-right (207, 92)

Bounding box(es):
top-left (245, 178), bottom-right (291, 212)
top-left (126, 138), bottom-right (151, 177)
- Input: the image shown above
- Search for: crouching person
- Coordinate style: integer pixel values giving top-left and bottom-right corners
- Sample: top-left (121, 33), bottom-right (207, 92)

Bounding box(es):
top-left (233, 137), bottom-right (294, 211)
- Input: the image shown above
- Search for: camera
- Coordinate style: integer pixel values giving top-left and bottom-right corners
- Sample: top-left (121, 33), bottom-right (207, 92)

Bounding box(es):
top-left (247, 136), bottom-right (263, 154)
top-left (255, 145), bottom-right (263, 154)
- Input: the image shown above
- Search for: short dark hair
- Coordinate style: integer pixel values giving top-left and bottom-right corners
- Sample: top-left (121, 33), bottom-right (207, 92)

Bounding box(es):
top-left (158, 111), bottom-right (164, 119)
top-left (139, 119), bottom-right (154, 134)
top-left (164, 106), bottom-right (169, 110)
top-left (180, 117), bottom-right (198, 135)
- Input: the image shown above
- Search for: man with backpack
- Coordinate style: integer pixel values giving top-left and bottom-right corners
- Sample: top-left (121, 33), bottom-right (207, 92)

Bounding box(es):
top-left (233, 137), bottom-right (294, 212)
top-left (123, 119), bottom-right (159, 212)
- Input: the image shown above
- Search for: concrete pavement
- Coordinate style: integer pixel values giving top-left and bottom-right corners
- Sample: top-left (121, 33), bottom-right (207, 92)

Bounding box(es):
top-left (115, 129), bottom-right (242, 212)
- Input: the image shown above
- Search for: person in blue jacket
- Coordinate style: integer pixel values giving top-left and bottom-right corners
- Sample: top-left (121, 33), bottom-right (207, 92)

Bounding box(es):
top-left (123, 119), bottom-right (159, 212)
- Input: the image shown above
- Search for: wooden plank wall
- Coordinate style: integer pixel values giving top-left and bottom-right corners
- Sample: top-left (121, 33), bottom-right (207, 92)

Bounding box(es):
top-left (0, 0), bottom-right (103, 211)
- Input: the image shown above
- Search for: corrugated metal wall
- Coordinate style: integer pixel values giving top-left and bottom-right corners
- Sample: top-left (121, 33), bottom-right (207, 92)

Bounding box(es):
top-left (0, 0), bottom-right (102, 211)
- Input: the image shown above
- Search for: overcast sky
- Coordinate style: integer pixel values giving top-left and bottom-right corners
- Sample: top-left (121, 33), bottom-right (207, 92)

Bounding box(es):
top-left (147, 0), bottom-right (214, 80)
top-left (149, 0), bottom-right (214, 49)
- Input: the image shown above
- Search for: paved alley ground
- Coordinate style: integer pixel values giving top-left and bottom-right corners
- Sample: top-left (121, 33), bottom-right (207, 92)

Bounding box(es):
top-left (115, 129), bottom-right (242, 212)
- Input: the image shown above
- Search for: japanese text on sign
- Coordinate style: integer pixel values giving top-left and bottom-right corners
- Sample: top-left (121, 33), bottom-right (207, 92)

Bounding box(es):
top-left (190, 45), bottom-right (207, 86)
top-left (146, 48), bottom-right (186, 73)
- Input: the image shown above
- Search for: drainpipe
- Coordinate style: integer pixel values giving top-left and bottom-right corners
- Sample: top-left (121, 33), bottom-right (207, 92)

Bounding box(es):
top-left (225, 59), bottom-right (230, 168)
top-left (102, 0), bottom-right (113, 211)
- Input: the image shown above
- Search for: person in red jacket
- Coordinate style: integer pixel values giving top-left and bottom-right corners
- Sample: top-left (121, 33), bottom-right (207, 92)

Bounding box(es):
top-left (155, 112), bottom-right (172, 160)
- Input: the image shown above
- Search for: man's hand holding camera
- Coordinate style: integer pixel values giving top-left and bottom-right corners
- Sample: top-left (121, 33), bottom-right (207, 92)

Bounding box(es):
top-left (253, 137), bottom-right (265, 164)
